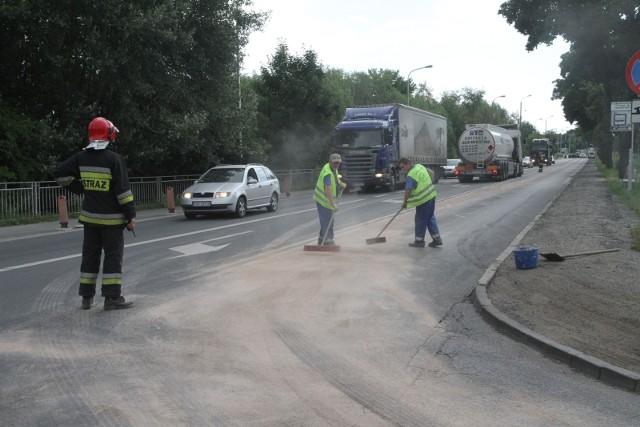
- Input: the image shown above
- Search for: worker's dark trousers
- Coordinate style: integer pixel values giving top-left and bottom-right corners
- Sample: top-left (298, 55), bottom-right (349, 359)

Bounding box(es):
top-left (316, 202), bottom-right (335, 242)
top-left (80, 226), bottom-right (124, 298)
top-left (414, 198), bottom-right (440, 241)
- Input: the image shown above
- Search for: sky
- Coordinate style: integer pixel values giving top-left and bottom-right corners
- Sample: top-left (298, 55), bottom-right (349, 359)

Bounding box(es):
top-left (242, 0), bottom-right (574, 134)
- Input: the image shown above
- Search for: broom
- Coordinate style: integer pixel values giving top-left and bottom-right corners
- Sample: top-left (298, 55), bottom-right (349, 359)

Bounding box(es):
top-left (303, 211), bottom-right (340, 252)
top-left (365, 207), bottom-right (403, 245)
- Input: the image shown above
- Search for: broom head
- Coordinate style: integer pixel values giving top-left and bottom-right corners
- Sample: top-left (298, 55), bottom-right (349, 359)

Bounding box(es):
top-left (365, 237), bottom-right (387, 245)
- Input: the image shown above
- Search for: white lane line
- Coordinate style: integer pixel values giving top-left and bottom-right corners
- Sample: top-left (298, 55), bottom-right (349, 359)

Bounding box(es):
top-left (0, 199), bottom-right (370, 272)
top-left (0, 230), bottom-right (253, 273)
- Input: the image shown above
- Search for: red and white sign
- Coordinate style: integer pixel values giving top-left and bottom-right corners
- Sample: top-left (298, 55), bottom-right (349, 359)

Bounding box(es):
top-left (626, 50), bottom-right (640, 95)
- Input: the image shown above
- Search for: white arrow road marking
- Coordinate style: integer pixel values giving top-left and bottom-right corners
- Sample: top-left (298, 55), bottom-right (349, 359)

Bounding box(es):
top-left (166, 230), bottom-right (252, 259)
top-left (169, 242), bottom-right (229, 257)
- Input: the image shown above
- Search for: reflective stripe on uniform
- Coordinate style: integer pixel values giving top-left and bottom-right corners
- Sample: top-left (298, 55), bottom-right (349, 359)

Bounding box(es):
top-left (55, 176), bottom-right (76, 187)
top-left (80, 211), bottom-right (125, 225)
top-left (80, 272), bottom-right (98, 285)
top-left (101, 273), bottom-right (122, 286)
top-left (117, 190), bottom-right (134, 205)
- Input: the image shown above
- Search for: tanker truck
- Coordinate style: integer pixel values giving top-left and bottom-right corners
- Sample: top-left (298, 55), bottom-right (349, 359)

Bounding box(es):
top-left (455, 123), bottom-right (523, 183)
top-left (332, 104), bottom-right (447, 191)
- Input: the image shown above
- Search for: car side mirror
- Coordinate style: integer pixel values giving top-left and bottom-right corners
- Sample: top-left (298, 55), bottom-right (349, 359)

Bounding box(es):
top-left (247, 177), bottom-right (258, 184)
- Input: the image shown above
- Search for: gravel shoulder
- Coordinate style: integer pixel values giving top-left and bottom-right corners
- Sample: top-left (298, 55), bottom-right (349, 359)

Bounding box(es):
top-left (487, 160), bottom-right (640, 374)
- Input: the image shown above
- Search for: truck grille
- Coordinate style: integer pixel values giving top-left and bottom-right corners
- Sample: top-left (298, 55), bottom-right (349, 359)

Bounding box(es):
top-left (343, 152), bottom-right (377, 184)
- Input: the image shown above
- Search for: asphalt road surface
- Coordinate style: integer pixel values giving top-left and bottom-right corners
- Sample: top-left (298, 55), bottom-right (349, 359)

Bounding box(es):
top-left (1, 159), bottom-right (638, 426)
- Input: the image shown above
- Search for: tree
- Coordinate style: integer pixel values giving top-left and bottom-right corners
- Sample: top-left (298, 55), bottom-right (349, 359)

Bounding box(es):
top-left (499, 0), bottom-right (640, 174)
top-left (0, 0), bottom-right (266, 178)
top-left (255, 43), bottom-right (337, 169)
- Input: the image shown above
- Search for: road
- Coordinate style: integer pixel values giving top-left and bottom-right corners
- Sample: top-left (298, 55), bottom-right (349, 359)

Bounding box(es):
top-left (1, 158), bottom-right (638, 426)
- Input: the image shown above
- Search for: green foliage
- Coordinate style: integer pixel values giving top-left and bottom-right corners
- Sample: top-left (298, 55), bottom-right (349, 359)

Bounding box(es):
top-left (596, 158), bottom-right (640, 250)
top-left (0, 0), bottom-right (266, 178)
top-left (499, 0), bottom-right (640, 170)
top-left (254, 43), bottom-right (338, 169)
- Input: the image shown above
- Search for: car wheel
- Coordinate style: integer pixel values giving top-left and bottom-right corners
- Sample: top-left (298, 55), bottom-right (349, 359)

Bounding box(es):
top-left (184, 212), bottom-right (197, 219)
top-left (235, 197), bottom-right (247, 218)
top-left (267, 192), bottom-right (279, 212)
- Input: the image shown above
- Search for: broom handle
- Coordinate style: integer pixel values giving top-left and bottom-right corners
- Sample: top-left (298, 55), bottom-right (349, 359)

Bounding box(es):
top-left (563, 248), bottom-right (620, 258)
top-left (375, 207), bottom-right (404, 238)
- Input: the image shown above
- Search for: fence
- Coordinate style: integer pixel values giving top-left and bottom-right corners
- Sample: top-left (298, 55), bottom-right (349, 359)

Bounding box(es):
top-left (0, 169), bottom-right (320, 222)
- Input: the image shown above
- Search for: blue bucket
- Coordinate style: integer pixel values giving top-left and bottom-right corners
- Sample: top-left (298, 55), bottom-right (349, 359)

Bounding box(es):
top-left (513, 245), bottom-right (539, 269)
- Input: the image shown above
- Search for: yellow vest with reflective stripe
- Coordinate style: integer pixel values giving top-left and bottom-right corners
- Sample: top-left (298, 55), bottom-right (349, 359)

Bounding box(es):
top-left (407, 164), bottom-right (436, 208)
top-left (313, 163), bottom-right (338, 209)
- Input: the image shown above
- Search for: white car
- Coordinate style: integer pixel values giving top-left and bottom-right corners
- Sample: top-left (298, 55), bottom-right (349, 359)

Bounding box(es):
top-left (522, 156), bottom-right (533, 168)
top-left (443, 159), bottom-right (461, 178)
top-left (180, 164), bottom-right (280, 219)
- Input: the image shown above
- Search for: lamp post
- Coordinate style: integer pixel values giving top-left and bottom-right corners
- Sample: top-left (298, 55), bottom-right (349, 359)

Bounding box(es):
top-left (407, 65), bottom-right (432, 105)
top-left (491, 95), bottom-right (505, 105)
top-left (545, 115), bottom-right (553, 133)
top-left (519, 94), bottom-right (532, 129)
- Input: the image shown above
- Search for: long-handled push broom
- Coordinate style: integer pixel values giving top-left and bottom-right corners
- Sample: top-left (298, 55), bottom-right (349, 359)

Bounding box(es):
top-left (365, 207), bottom-right (403, 245)
top-left (303, 187), bottom-right (344, 253)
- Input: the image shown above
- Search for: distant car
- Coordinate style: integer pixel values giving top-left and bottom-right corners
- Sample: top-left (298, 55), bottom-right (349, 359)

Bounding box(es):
top-left (443, 159), bottom-right (461, 178)
top-left (180, 164), bottom-right (280, 219)
top-left (587, 148), bottom-right (596, 158)
top-left (579, 152), bottom-right (587, 158)
top-left (522, 156), bottom-right (533, 168)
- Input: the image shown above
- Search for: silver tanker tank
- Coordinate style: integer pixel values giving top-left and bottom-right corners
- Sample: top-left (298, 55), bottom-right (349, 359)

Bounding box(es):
top-left (457, 124), bottom-right (515, 164)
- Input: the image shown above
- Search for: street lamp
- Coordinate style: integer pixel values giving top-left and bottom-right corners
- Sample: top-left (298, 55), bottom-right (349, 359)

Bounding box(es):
top-left (491, 95), bottom-right (506, 105)
top-left (519, 94), bottom-right (532, 128)
top-left (545, 115), bottom-right (553, 133)
top-left (407, 65), bottom-right (433, 105)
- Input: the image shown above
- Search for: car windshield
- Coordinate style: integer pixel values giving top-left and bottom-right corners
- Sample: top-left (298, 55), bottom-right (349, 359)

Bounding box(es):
top-left (198, 168), bottom-right (244, 183)
top-left (447, 159), bottom-right (459, 166)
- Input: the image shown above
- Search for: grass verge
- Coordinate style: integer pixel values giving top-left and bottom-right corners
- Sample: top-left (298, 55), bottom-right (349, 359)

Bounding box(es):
top-left (596, 158), bottom-right (640, 251)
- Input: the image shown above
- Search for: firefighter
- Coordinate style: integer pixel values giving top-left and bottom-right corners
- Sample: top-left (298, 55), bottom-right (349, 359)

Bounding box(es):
top-left (53, 117), bottom-right (136, 310)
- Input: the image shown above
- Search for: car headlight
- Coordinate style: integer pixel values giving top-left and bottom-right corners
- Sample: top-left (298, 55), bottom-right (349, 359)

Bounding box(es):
top-left (215, 192), bottom-right (230, 198)
top-left (183, 192), bottom-right (192, 199)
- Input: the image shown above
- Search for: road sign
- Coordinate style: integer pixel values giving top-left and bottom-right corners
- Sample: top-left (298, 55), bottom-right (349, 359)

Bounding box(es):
top-left (626, 50), bottom-right (640, 95)
top-left (611, 101), bottom-right (631, 131)
top-left (633, 100), bottom-right (640, 123)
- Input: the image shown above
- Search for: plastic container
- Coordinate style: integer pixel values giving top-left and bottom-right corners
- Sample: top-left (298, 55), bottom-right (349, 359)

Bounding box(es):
top-left (513, 245), bottom-right (539, 269)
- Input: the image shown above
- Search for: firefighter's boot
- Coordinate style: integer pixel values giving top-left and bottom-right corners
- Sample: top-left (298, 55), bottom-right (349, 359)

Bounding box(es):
top-left (104, 296), bottom-right (133, 310)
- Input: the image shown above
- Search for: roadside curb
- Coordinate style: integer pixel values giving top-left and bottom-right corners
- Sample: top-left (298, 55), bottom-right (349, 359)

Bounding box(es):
top-left (471, 162), bottom-right (640, 394)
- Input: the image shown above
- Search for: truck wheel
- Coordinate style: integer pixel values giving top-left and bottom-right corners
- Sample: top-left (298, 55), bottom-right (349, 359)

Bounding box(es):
top-left (386, 172), bottom-right (396, 192)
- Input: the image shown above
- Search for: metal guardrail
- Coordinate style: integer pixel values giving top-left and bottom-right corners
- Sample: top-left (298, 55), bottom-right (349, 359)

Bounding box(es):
top-left (0, 169), bottom-right (320, 222)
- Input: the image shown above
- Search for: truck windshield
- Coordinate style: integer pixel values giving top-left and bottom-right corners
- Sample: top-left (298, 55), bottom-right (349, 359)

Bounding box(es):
top-left (531, 141), bottom-right (549, 151)
top-left (334, 129), bottom-right (384, 148)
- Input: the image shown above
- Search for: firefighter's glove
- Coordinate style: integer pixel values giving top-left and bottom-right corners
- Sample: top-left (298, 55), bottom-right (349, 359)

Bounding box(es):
top-left (332, 201), bottom-right (339, 212)
top-left (340, 182), bottom-right (347, 190)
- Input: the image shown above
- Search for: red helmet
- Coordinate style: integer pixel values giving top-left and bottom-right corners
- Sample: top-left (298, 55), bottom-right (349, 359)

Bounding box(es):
top-left (88, 117), bottom-right (118, 142)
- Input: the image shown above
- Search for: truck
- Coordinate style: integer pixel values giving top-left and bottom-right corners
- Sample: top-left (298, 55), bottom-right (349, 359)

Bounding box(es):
top-left (530, 138), bottom-right (553, 166)
top-left (455, 123), bottom-right (523, 182)
top-left (332, 104), bottom-right (447, 191)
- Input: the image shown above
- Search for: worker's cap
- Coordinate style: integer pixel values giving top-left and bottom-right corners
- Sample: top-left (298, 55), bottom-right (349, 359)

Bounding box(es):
top-left (330, 153), bottom-right (342, 163)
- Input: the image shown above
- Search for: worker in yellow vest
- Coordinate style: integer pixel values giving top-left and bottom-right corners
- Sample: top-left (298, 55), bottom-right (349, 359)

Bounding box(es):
top-left (398, 158), bottom-right (442, 248)
top-left (313, 153), bottom-right (347, 245)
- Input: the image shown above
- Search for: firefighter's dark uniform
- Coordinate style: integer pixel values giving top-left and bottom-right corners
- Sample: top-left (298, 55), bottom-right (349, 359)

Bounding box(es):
top-left (53, 148), bottom-right (136, 299)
